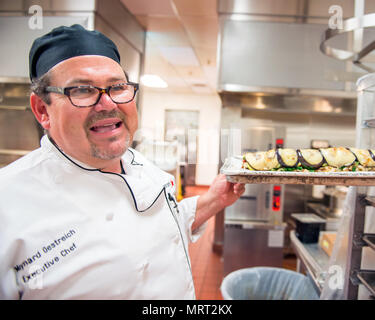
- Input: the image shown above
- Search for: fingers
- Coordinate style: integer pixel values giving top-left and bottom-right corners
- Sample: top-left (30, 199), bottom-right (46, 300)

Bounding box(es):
top-left (233, 183), bottom-right (245, 196)
top-left (216, 174), bottom-right (245, 197)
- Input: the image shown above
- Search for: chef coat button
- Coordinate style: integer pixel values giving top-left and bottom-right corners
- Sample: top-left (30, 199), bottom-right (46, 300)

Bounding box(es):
top-left (106, 212), bottom-right (114, 221)
top-left (53, 175), bottom-right (63, 184)
top-left (140, 261), bottom-right (149, 273)
top-left (173, 234), bottom-right (180, 244)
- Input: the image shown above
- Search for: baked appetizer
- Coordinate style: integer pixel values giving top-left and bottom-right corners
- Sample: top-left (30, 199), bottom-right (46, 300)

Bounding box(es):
top-left (242, 147), bottom-right (375, 172)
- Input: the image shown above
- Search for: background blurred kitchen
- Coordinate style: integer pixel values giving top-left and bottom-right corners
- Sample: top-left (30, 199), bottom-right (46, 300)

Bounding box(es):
top-left (1, 0), bottom-right (375, 300)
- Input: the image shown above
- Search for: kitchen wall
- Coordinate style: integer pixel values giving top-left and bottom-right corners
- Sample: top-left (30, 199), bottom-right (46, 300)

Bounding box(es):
top-left (139, 89), bottom-right (221, 185)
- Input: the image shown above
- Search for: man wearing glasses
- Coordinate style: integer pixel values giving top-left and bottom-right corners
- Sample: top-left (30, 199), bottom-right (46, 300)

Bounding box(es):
top-left (0, 25), bottom-right (244, 299)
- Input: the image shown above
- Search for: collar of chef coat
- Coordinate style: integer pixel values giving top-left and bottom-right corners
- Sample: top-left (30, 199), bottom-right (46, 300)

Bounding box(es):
top-left (40, 135), bottom-right (172, 212)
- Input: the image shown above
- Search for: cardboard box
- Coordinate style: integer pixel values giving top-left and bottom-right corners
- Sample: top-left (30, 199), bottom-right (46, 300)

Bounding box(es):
top-left (319, 232), bottom-right (337, 257)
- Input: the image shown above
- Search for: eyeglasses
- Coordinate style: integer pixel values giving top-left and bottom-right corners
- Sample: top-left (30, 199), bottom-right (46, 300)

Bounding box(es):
top-left (44, 82), bottom-right (139, 108)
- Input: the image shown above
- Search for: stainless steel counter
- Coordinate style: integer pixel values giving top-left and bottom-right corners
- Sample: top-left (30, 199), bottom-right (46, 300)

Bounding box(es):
top-left (223, 221), bottom-right (287, 276)
top-left (290, 230), bottom-right (330, 294)
top-left (306, 202), bottom-right (341, 231)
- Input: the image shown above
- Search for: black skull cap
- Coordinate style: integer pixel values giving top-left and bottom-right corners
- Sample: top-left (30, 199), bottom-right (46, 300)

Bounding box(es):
top-left (29, 24), bottom-right (121, 80)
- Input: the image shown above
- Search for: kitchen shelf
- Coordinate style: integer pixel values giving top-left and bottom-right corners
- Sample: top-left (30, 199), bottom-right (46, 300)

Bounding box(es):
top-left (362, 234), bottom-right (375, 251)
top-left (0, 105), bottom-right (28, 111)
top-left (335, 74), bottom-right (375, 300)
top-left (345, 189), bottom-right (375, 299)
top-left (290, 230), bottom-right (329, 293)
top-left (225, 219), bottom-right (286, 230)
top-left (356, 270), bottom-right (375, 297)
top-left (293, 191), bottom-right (375, 299)
top-left (0, 149), bottom-right (31, 156)
top-left (364, 196), bottom-right (375, 207)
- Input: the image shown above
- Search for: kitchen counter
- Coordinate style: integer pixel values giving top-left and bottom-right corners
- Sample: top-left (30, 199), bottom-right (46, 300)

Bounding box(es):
top-left (290, 230), bottom-right (330, 294)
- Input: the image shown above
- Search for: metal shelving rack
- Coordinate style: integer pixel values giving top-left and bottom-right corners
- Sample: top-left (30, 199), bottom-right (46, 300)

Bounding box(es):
top-left (344, 192), bottom-right (375, 299)
top-left (344, 73), bottom-right (375, 299)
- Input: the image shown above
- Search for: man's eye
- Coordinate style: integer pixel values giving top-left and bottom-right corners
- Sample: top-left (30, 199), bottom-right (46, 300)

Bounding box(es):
top-left (78, 87), bottom-right (95, 94)
top-left (112, 84), bottom-right (127, 91)
top-left (72, 87), bottom-right (96, 95)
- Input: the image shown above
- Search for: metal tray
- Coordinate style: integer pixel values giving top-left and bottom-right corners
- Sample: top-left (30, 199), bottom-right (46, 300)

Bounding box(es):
top-left (220, 156), bottom-right (375, 186)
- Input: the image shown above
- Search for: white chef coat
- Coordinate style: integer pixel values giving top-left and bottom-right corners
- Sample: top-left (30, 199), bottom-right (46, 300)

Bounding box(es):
top-left (0, 135), bottom-right (206, 300)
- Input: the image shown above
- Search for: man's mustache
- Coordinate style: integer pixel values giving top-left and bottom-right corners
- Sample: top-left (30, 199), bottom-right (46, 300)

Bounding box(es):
top-left (85, 110), bottom-right (126, 129)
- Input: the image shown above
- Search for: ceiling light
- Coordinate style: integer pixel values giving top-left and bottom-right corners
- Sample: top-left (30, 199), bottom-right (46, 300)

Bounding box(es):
top-left (255, 96), bottom-right (266, 109)
top-left (140, 74), bottom-right (168, 88)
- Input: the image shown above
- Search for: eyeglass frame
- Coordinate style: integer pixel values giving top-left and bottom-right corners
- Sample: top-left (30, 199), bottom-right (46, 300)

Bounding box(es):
top-left (44, 82), bottom-right (139, 108)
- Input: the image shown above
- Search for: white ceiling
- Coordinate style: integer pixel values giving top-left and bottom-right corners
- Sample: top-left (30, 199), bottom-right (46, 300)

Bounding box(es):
top-left (120, 0), bottom-right (219, 94)
top-left (120, 0), bottom-right (375, 95)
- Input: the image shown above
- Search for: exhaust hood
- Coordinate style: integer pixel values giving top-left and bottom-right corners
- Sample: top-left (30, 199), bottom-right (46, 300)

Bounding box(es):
top-left (0, 16), bottom-right (90, 80)
top-left (216, 0), bottom-right (373, 108)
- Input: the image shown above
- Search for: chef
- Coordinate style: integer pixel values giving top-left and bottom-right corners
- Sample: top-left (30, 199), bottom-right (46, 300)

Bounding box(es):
top-left (0, 24), bottom-right (244, 299)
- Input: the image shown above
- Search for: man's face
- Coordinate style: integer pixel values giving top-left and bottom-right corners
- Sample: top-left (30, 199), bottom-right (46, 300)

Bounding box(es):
top-left (40, 55), bottom-right (138, 167)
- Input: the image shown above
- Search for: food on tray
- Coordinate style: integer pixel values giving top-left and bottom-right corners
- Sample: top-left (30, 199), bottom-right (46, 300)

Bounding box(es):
top-left (297, 149), bottom-right (325, 169)
top-left (242, 147), bottom-right (375, 172)
top-left (320, 147), bottom-right (356, 168)
top-left (243, 149), bottom-right (279, 170)
top-left (277, 148), bottom-right (298, 167)
top-left (349, 148), bottom-right (375, 167)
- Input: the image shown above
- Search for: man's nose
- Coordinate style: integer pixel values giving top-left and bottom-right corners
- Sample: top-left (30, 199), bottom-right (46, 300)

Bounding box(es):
top-left (93, 91), bottom-right (117, 112)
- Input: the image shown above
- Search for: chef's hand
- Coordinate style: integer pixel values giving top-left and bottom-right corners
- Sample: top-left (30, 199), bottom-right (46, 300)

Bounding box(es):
top-left (206, 174), bottom-right (245, 209)
top-left (192, 174), bottom-right (245, 231)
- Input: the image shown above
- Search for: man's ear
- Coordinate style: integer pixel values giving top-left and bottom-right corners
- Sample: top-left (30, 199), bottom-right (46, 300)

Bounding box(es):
top-left (30, 92), bottom-right (51, 130)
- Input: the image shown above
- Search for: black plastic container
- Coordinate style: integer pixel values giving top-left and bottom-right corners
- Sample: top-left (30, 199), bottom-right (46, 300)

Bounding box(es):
top-left (291, 213), bottom-right (326, 243)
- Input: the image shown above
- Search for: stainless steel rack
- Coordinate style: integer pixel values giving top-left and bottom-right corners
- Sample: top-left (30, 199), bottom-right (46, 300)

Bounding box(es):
top-left (345, 192), bottom-right (375, 299)
top-left (290, 73), bottom-right (375, 300)
top-left (356, 271), bottom-right (375, 297)
top-left (362, 234), bottom-right (375, 250)
top-left (343, 73), bottom-right (375, 299)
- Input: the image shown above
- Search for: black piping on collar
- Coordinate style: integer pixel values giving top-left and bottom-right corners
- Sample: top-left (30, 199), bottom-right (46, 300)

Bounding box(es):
top-left (48, 135), bottom-right (99, 172)
top-left (46, 135), bottom-right (162, 213)
top-left (47, 135), bottom-right (143, 171)
top-left (120, 160), bottom-right (126, 174)
top-left (127, 149), bottom-right (143, 166)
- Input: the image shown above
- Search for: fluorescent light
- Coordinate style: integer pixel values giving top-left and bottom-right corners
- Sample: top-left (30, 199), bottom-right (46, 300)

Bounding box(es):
top-left (140, 74), bottom-right (168, 88)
